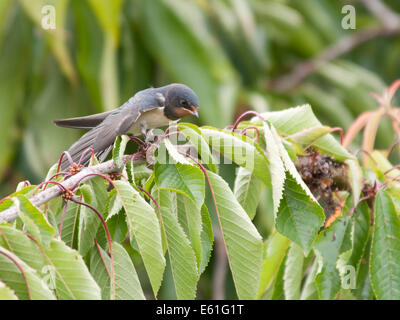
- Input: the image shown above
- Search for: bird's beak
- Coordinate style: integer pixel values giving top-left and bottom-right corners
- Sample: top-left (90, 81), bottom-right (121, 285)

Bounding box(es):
top-left (190, 106), bottom-right (199, 118)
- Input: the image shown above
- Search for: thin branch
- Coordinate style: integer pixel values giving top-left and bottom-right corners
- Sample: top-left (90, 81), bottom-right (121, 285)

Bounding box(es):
top-left (269, 27), bottom-right (400, 92)
top-left (0, 154), bottom-right (145, 224)
top-left (269, 0), bottom-right (400, 92)
top-left (359, 0), bottom-right (400, 30)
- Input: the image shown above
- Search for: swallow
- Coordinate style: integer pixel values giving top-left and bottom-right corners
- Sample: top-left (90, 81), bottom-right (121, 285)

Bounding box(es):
top-left (54, 83), bottom-right (199, 170)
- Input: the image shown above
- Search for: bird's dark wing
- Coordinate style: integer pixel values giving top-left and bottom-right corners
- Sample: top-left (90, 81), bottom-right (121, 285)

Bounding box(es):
top-left (59, 87), bottom-right (165, 171)
top-left (54, 110), bottom-right (115, 130)
top-left (60, 110), bottom-right (138, 170)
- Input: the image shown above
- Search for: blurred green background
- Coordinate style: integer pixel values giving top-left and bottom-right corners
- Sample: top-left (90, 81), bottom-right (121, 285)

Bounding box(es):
top-left (0, 0), bottom-right (399, 299)
top-left (1, 0), bottom-right (399, 196)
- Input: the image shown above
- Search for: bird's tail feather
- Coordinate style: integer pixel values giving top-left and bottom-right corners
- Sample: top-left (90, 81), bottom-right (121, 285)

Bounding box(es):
top-left (54, 110), bottom-right (114, 130)
top-left (60, 127), bottom-right (113, 171)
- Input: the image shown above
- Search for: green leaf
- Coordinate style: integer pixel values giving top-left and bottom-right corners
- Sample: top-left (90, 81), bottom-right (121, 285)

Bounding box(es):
top-left (106, 209), bottom-right (128, 243)
top-left (201, 127), bottom-right (270, 185)
top-left (233, 167), bottom-right (264, 219)
top-left (0, 247), bottom-right (55, 300)
top-left (175, 193), bottom-right (202, 270)
top-left (161, 138), bottom-right (193, 165)
top-left (89, 245), bottom-right (111, 300)
top-left (348, 201), bottom-right (371, 270)
top-left (132, 163), bottom-right (153, 185)
top-left (270, 253), bottom-right (287, 300)
top-left (106, 189), bottom-right (123, 221)
top-left (300, 259), bottom-right (319, 300)
top-left (208, 171), bottom-right (263, 299)
top-left (112, 242), bottom-right (145, 300)
top-left (257, 231), bottom-right (290, 299)
top-left (113, 135), bottom-right (130, 168)
top-left (125, 160), bottom-right (135, 185)
top-left (154, 189), bottom-right (199, 300)
top-left (346, 159), bottom-right (363, 204)
top-left (60, 201), bottom-right (80, 249)
top-left (257, 104), bottom-right (354, 161)
top-left (0, 281), bottom-right (18, 300)
top-left (0, 225), bottom-right (46, 273)
top-left (0, 199), bottom-right (13, 212)
top-left (314, 217), bottom-right (352, 300)
top-left (199, 204), bottom-right (214, 275)
top-left (155, 162), bottom-right (205, 210)
top-left (177, 122), bottom-right (219, 173)
top-left (88, 176), bottom-right (109, 216)
top-left (370, 191), bottom-right (400, 300)
top-left (45, 239), bottom-right (101, 300)
top-left (113, 180), bottom-right (165, 297)
top-left (264, 123), bottom-right (286, 214)
top-left (78, 184), bottom-right (101, 257)
top-left (284, 242), bottom-right (304, 300)
top-left (352, 238), bottom-right (374, 300)
top-left (15, 195), bottom-right (56, 248)
top-left (45, 197), bottom-right (63, 230)
top-left (270, 125), bottom-right (316, 201)
top-left (287, 126), bottom-right (332, 145)
top-left (275, 172), bottom-right (325, 253)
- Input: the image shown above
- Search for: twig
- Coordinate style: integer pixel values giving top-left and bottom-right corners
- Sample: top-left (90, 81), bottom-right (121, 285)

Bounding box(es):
top-left (269, 27), bottom-right (400, 92)
top-left (359, 0), bottom-right (400, 30)
top-left (0, 154), bottom-right (145, 224)
top-left (269, 0), bottom-right (400, 92)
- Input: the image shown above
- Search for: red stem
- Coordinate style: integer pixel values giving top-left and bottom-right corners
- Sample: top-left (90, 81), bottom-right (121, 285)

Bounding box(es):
top-left (163, 131), bottom-right (182, 139)
top-left (185, 154), bottom-right (219, 217)
top-left (383, 164), bottom-right (400, 176)
top-left (129, 136), bottom-right (145, 146)
top-left (78, 148), bottom-right (95, 167)
top-left (331, 127), bottom-right (344, 145)
top-left (232, 111), bottom-right (265, 131)
top-left (0, 249), bottom-right (32, 300)
top-left (94, 238), bottom-right (111, 279)
top-left (135, 185), bottom-right (160, 212)
top-left (241, 126), bottom-right (260, 143)
top-left (59, 201), bottom-right (68, 238)
top-left (70, 198), bottom-right (115, 299)
top-left (71, 172), bottom-right (116, 191)
top-left (349, 194), bottom-right (375, 217)
top-left (164, 125), bottom-right (178, 135)
top-left (57, 151), bottom-right (74, 173)
top-left (35, 181), bottom-right (67, 194)
top-left (39, 172), bottom-right (71, 193)
top-left (0, 197), bottom-right (12, 206)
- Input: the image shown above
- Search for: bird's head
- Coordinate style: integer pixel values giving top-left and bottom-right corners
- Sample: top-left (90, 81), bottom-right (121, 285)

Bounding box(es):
top-left (164, 84), bottom-right (199, 120)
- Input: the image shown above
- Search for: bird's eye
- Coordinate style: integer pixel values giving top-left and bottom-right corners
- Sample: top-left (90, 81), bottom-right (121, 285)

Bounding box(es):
top-left (180, 100), bottom-right (190, 109)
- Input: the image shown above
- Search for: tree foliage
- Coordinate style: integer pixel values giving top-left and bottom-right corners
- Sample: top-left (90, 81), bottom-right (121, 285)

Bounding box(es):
top-left (1, 101), bottom-right (400, 300)
top-left (1, 0), bottom-right (400, 300)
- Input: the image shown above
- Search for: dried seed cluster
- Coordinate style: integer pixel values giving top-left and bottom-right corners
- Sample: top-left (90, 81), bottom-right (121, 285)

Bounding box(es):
top-left (296, 148), bottom-right (347, 216)
top-left (61, 189), bottom-right (74, 201)
top-left (69, 163), bottom-right (82, 175)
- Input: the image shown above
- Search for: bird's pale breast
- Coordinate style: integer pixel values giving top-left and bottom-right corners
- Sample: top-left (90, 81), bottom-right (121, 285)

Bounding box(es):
top-left (127, 107), bottom-right (172, 136)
